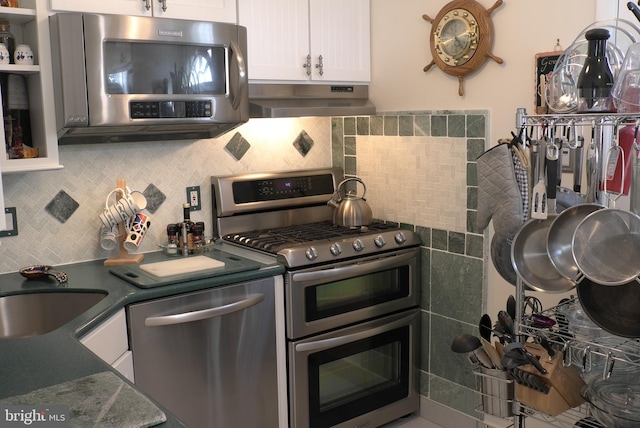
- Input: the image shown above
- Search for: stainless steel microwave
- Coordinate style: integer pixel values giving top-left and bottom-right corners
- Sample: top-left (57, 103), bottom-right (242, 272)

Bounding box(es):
top-left (49, 13), bottom-right (248, 144)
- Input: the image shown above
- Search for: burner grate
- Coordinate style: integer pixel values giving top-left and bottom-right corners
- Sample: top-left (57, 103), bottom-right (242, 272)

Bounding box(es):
top-left (223, 221), bottom-right (397, 254)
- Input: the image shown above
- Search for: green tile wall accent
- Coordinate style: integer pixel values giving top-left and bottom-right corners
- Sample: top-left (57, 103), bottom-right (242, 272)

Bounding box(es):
top-left (357, 116), bottom-right (370, 135)
top-left (331, 110), bottom-right (489, 422)
top-left (371, 116), bottom-right (384, 135)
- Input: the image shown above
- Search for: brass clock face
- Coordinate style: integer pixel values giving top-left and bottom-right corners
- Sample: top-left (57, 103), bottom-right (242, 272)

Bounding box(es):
top-left (423, 0), bottom-right (504, 96)
top-left (434, 9), bottom-right (478, 66)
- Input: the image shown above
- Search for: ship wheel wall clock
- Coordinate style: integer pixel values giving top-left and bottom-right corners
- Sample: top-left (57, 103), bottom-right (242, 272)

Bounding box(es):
top-left (423, 0), bottom-right (504, 96)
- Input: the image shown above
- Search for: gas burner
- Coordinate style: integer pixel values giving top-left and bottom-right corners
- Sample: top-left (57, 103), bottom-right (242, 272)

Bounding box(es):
top-left (222, 221), bottom-right (400, 254)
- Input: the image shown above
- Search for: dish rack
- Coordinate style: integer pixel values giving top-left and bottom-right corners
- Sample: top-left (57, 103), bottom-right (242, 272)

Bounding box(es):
top-left (475, 110), bottom-right (640, 428)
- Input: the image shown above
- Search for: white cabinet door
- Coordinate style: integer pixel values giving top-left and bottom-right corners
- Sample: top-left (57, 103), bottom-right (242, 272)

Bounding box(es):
top-left (49, 0), bottom-right (237, 24)
top-left (49, 0), bottom-right (153, 16)
top-left (239, 0), bottom-right (309, 81)
top-left (239, 0), bottom-right (370, 83)
top-left (154, 0), bottom-right (237, 23)
top-left (308, 0), bottom-right (370, 82)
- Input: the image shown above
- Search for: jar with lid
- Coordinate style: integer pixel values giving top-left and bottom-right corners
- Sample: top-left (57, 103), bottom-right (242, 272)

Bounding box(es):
top-left (0, 21), bottom-right (15, 64)
top-left (577, 28), bottom-right (615, 113)
top-left (192, 223), bottom-right (204, 254)
top-left (166, 223), bottom-right (178, 254)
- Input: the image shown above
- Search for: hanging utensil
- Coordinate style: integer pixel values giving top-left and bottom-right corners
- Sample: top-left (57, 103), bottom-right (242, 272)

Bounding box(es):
top-left (546, 130), bottom-right (560, 214)
top-left (531, 138), bottom-right (548, 219)
top-left (585, 121), bottom-right (599, 203)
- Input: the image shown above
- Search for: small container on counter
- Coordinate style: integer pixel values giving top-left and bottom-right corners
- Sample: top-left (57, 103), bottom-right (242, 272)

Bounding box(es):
top-left (165, 223), bottom-right (178, 254)
top-left (192, 223), bottom-right (204, 254)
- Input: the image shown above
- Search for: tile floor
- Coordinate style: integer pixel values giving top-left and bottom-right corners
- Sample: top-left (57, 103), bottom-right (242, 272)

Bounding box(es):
top-left (382, 415), bottom-right (441, 428)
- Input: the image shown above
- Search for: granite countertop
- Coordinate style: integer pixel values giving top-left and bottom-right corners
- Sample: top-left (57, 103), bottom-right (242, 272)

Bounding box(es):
top-left (0, 244), bottom-right (284, 427)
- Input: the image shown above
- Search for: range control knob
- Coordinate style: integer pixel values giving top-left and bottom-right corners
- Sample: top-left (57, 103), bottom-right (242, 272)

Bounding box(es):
top-left (352, 239), bottom-right (365, 252)
top-left (330, 243), bottom-right (342, 256)
top-left (394, 231), bottom-right (407, 244)
top-left (374, 235), bottom-right (386, 248)
top-left (305, 247), bottom-right (318, 260)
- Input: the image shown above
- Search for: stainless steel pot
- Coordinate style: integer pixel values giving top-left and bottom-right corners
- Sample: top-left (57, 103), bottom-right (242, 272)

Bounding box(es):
top-left (511, 216), bottom-right (576, 293)
top-left (546, 203), bottom-right (605, 282)
top-left (327, 177), bottom-right (373, 228)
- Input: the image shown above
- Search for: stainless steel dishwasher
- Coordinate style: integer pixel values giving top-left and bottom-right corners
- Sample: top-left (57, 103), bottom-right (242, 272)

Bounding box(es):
top-left (127, 276), bottom-right (285, 428)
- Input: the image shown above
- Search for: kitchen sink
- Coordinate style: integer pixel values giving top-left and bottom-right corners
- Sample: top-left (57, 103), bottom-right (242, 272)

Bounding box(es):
top-left (0, 291), bottom-right (108, 339)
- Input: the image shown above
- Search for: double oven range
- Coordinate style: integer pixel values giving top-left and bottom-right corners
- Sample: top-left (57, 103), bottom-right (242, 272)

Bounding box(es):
top-left (212, 168), bottom-right (421, 428)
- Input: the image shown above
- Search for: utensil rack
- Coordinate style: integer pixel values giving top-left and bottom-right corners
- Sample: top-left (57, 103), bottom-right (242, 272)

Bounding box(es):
top-left (490, 109), bottom-right (640, 427)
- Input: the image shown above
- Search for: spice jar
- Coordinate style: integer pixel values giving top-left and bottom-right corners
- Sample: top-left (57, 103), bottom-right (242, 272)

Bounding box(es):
top-left (0, 21), bottom-right (15, 64)
top-left (166, 223), bottom-right (178, 254)
top-left (192, 223), bottom-right (204, 254)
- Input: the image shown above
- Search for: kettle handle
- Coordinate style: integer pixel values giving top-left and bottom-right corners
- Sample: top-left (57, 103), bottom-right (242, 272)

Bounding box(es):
top-left (336, 177), bottom-right (368, 199)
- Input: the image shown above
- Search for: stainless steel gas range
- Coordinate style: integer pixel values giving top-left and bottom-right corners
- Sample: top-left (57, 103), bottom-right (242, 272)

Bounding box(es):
top-left (212, 168), bottom-right (421, 428)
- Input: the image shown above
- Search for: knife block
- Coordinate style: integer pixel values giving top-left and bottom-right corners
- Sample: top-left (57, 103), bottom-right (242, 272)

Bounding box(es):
top-left (515, 343), bottom-right (585, 416)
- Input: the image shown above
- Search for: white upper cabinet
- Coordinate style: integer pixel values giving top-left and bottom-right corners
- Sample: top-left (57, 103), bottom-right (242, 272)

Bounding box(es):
top-left (239, 0), bottom-right (370, 83)
top-left (49, 0), bottom-right (238, 24)
top-left (1, 0), bottom-right (62, 173)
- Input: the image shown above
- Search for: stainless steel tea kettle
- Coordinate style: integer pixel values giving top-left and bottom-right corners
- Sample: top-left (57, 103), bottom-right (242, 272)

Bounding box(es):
top-left (327, 177), bottom-right (373, 228)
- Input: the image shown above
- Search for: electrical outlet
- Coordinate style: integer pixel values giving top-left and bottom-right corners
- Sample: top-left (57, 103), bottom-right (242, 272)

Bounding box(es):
top-left (186, 186), bottom-right (201, 211)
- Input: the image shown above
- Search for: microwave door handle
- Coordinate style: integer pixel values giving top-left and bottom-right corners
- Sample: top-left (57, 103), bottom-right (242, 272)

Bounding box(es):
top-left (292, 250), bottom-right (416, 283)
top-left (144, 294), bottom-right (264, 327)
top-left (229, 40), bottom-right (247, 110)
top-left (295, 312), bottom-right (416, 353)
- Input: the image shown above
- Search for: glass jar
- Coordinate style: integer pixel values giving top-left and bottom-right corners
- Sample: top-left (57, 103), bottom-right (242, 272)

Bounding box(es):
top-left (0, 21), bottom-right (15, 64)
top-left (577, 28), bottom-right (615, 113)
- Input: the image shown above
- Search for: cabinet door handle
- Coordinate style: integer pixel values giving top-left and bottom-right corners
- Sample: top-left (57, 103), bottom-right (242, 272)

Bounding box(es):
top-left (144, 294), bottom-right (265, 327)
top-left (143, 0), bottom-right (151, 10)
top-left (302, 55), bottom-right (312, 76)
top-left (315, 55), bottom-right (324, 76)
top-left (158, 0), bottom-right (167, 12)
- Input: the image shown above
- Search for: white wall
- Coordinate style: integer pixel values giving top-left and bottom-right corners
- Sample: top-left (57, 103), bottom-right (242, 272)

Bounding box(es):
top-left (369, 0), bottom-right (602, 319)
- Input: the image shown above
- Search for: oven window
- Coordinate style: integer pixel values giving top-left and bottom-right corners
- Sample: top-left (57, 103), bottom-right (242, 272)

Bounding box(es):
top-left (308, 327), bottom-right (410, 428)
top-left (305, 266), bottom-right (410, 321)
top-left (103, 42), bottom-right (226, 95)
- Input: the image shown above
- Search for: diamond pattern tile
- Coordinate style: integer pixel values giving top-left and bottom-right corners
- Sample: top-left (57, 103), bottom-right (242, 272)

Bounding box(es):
top-left (225, 132), bottom-right (250, 160)
top-left (143, 183), bottom-right (166, 214)
top-left (45, 190), bottom-right (79, 223)
top-left (292, 130), bottom-right (314, 156)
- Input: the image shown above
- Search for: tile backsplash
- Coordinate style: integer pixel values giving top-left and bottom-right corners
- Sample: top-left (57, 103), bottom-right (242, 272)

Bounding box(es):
top-left (0, 117), bottom-right (331, 273)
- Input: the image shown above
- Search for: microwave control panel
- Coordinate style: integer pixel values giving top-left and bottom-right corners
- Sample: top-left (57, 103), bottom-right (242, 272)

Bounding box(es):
top-left (130, 101), bottom-right (212, 119)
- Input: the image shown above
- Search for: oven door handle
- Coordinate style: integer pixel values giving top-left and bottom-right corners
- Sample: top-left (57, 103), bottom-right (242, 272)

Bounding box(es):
top-left (144, 294), bottom-right (265, 327)
top-left (291, 250), bottom-right (416, 283)
top-left (295, 312), bottom-right (416, 353)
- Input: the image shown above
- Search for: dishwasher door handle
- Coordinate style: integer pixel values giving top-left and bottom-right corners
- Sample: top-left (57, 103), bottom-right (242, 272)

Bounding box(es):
top-left (144, 294), bottom-right (265, 327)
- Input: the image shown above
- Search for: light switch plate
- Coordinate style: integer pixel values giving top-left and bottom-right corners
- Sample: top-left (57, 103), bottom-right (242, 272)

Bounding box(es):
top-left (0, 207), bottom-right (18, 237)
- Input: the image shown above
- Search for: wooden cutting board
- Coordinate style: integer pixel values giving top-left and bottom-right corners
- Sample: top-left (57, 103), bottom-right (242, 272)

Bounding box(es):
top-left (139, 256), bottom-right (225, 277)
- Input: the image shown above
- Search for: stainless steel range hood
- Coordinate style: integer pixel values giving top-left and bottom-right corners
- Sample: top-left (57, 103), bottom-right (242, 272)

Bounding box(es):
top-left (248, 84), bottom-right (376, 118)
